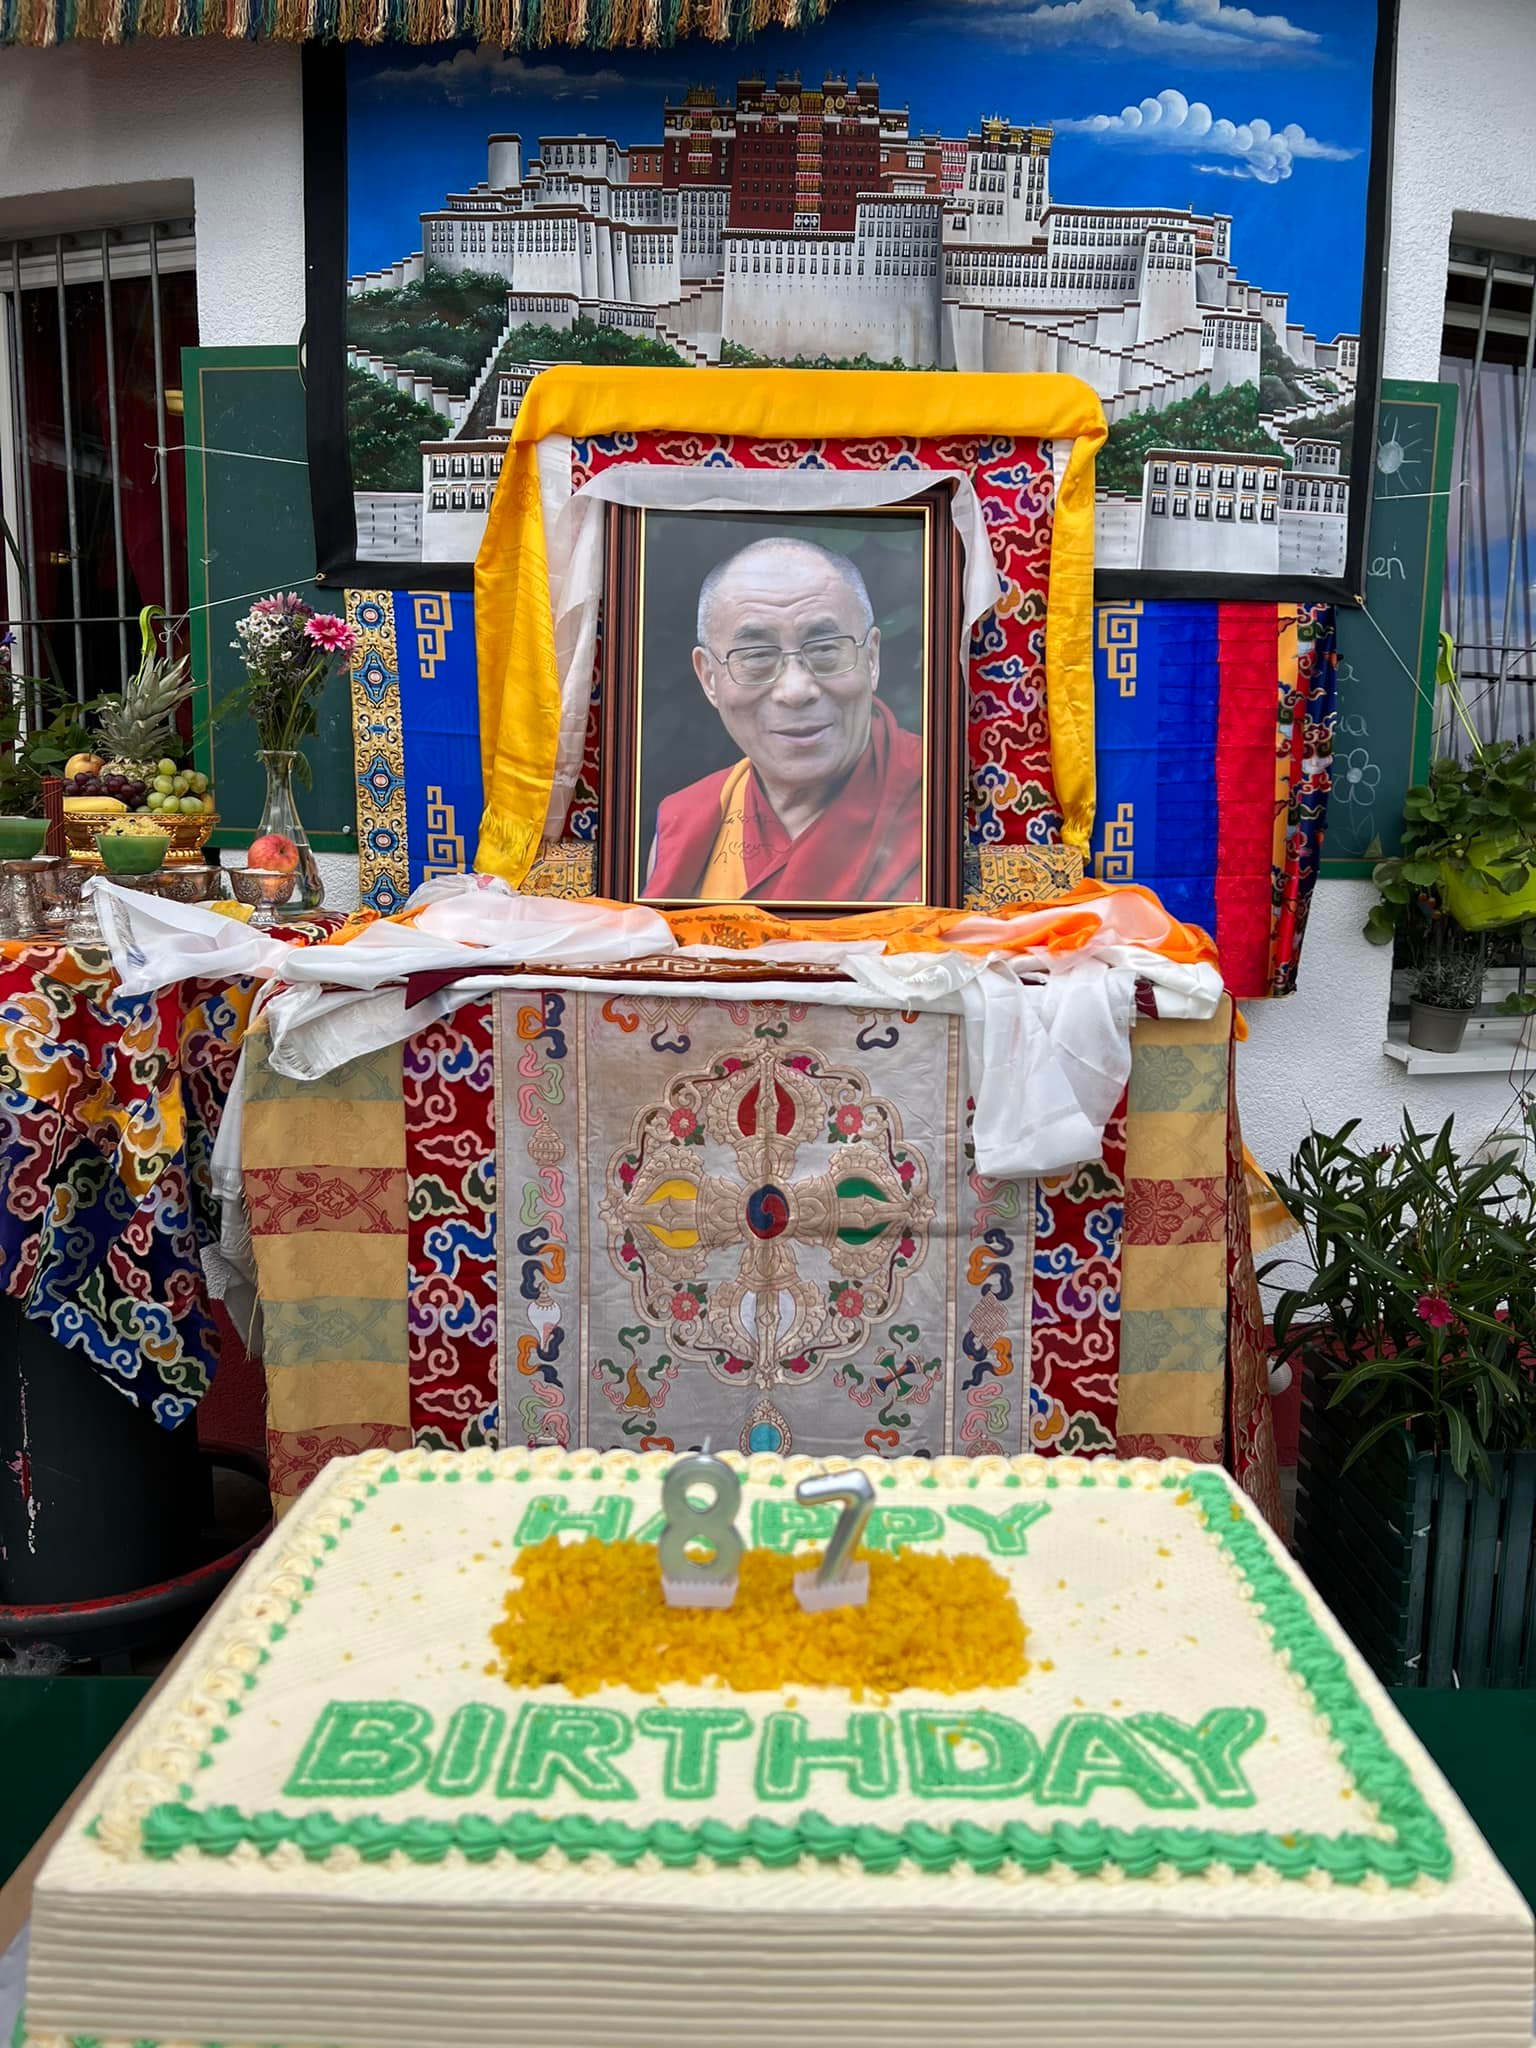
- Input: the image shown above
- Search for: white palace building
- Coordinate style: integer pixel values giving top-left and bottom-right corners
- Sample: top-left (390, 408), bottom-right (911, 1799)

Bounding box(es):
top-left (349, 79), bottom-right (1357, 569)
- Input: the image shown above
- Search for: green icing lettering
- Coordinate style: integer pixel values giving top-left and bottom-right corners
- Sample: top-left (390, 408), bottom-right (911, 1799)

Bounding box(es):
top-left (947, 1500), bottom-right (1052, 1556)
top-left (1037, 1713), bottom-right (1196, 1810)
top-left (901, 1710), bottom-right (1039, 1799)
top-left (1129, 1708), bottom-right (1266, 1808)
top-left (498, 1703), bottom-right (637, 1801)
top-left (755, 1711), bottom-right (896, 1802)
top-left (863, 1506), bottom-right (944, 1554)
top-left (750, 1500), bottom-right (837, 1553)
top-left (631, 1507), bottom-right (667, 1545)
top-left (425, 1703), bottom-right (506, 1799)
top-left (635, 1707), bottom-right (753, 1799)
top-left (514, 1493), bottom-right (632, 1545)
top-left (283, 1701), bottom-right (432, 1800)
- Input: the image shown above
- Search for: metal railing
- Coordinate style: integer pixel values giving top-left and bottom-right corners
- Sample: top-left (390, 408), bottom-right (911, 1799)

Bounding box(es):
top-left (1442, 242), bottom-right (1536, 746)
top-left (0, 217), bottom-right (195, 708)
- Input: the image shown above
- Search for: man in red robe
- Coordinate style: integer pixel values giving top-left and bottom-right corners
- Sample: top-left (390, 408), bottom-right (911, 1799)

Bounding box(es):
top-left (644, 537), bottom-right (924, 905)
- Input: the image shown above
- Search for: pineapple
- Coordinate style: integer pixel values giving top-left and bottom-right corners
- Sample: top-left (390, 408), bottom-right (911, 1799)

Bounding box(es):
top-left (95, 611), bottom-right (195, 781)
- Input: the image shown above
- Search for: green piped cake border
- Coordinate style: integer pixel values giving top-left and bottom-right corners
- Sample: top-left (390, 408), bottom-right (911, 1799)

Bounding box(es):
top-left (117, 1455), bottom-right (1452, 1891)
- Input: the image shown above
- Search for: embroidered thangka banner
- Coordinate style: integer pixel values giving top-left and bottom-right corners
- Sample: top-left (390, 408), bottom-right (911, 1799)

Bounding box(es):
top-left (244, 991), bottom-right (1273, 1518)
top-left (349, 589), bottom-right (481, 915)
top-left (1091, 602), bottom-right (1336, 999)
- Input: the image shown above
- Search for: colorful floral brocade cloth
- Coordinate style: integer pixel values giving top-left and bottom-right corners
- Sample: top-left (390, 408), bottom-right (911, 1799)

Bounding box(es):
top-left (243, 991), bottom-right (1278, 1525)
top-left (0, 926), bottom-right (333, 1427)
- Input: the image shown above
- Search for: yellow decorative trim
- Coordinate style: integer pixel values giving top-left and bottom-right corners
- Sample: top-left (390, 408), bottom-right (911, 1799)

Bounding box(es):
top-left (474, 367), bottom-right (1107, 884)
top-left (347, 591), bottom-right (409, 917)
top-left (411, 591), bottom-right (454, 681)
top-left (423, 785), bottom-right (467, 878)
top-left (1095, 802), bottom-right (1135, 885)
top-left (1097, 601), bottom-right (1143, 698)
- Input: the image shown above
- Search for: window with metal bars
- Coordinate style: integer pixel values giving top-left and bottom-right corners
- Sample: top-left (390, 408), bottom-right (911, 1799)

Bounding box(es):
top-left (0, 217), bottom-right (197, 716)
top-left (1442, 240), bottom-right (1536, 746)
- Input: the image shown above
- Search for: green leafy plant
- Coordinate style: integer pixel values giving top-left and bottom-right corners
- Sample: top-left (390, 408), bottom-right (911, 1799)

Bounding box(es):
top-left (1263, 1114), bottom-right (1536, 1487)
top-left (0, 644), bottom-right (104, 817)
top-left (1411, 938), bottom-right (1484, 1010)
top-left (1363, 742), bottom-right (1536, 1008)
top-left (1368, 741), bottom-right (1536, 941)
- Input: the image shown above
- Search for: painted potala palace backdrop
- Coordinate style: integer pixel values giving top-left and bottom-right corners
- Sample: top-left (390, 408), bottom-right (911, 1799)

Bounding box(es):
top-left (341, 0), bottom-right (1380, 573)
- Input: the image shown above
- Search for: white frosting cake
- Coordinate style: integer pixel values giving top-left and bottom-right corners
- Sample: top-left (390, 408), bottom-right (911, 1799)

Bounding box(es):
top-left (23, 1448), bottom-right (1535, 2048)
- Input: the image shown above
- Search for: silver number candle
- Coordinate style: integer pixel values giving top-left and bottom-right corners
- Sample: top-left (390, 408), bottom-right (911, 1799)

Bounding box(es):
top-left (658, 1453), bottom-right (743, 1609)
top-left (794, 1469), bottom-right (875, 1611)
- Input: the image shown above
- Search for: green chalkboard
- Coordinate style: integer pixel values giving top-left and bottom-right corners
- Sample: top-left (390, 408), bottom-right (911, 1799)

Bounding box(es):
top-left (1323, 379), bottom-right (1459, 877)
top-left (182, 347), bottom-right (355, 854)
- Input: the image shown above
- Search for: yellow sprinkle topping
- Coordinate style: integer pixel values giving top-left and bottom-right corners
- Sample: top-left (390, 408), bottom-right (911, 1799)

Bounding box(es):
top-left (488, 1537), bottom-right (1028, 1699)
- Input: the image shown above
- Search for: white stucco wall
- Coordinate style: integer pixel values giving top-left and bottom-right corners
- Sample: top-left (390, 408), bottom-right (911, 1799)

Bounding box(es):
top-left (0, 39), bottom-right (305, 349)
top-left (1237, 0), bottom-right (1536, 1177)
top-left (0, 41), bottom-right (360, 904)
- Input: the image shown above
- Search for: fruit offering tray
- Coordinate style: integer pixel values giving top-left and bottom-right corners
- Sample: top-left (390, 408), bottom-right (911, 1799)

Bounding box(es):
top-left (62, 754), bottom-right (217, 865)
top-left (63, 807), bottom-right (218, 866)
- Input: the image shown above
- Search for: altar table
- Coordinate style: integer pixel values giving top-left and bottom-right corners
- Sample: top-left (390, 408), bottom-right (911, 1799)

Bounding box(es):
top-left (241, 989), bottom-right (1279, 1523)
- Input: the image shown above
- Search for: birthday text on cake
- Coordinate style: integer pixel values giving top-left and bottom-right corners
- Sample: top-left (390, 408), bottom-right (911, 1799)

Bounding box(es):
top-left (281, 1700), bottom-right (1267, 1811)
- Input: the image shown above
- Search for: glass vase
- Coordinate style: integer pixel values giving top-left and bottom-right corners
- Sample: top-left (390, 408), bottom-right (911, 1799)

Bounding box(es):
top-left (253, 748), bottom-right (324, 914)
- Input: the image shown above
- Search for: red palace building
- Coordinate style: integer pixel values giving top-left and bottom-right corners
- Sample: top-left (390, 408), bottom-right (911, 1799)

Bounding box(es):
top-left (661, 73), bottom-right (895, 234)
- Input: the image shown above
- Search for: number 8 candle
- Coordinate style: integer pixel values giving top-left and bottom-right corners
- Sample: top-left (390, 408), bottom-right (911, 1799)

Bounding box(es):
top-left (658, 1453), bottom-right (743, 1609)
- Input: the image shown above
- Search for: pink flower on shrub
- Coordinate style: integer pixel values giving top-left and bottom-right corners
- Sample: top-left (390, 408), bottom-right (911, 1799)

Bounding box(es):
top-left (667, 1106), bottom-right (698, 1139)
top-left (834, 1104), bottom-right (863, 1135)
top-left (305, 614), bottom-right (357, 656)
top-left (1416, 1293), bottom-right (1455, 1329)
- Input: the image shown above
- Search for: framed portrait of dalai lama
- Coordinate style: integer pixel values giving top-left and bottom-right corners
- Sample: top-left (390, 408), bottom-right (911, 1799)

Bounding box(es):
top-left (599, 495), bottom-right (965, 912)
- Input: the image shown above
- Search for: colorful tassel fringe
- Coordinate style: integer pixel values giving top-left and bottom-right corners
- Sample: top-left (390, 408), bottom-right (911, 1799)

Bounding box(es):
top-left (0, 0), bottom-right (827, 41)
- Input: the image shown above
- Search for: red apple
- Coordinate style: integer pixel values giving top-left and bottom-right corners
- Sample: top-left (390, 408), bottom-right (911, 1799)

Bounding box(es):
top-left (247, 832), bottom-right (300, 874)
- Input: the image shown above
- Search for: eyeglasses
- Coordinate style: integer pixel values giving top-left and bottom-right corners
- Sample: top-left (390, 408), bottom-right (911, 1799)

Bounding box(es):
top-left (708, 629), bottom-right (872, 691)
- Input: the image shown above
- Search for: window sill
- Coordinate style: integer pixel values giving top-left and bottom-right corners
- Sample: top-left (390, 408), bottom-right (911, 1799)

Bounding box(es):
top-left (1383, 1018), bottom-right (1536, 1077)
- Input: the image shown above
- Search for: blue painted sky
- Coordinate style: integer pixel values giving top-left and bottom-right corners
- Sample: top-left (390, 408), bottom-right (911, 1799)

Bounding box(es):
top-left (347, 0), bottom-right (1378, 340)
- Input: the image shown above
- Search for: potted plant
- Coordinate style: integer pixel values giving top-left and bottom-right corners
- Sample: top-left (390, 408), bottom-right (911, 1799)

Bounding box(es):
top-left (1265, 1113), bottom-right (1536, 1688)
top-left (1364, 741), bottom-right (1536, 1052)
top-left (1404, 910), bottom-right (1486, 1053)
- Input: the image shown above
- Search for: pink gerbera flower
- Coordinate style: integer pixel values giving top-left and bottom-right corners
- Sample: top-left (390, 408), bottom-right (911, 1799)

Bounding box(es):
top-left (1416, 1293), bottom-right (1455, 1329)
top-left (305, 614), bottom-right (357, 655)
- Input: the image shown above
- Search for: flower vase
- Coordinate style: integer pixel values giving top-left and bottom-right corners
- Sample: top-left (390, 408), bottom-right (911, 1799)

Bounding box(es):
top-left (254, 749), bottom-right (324, 913)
